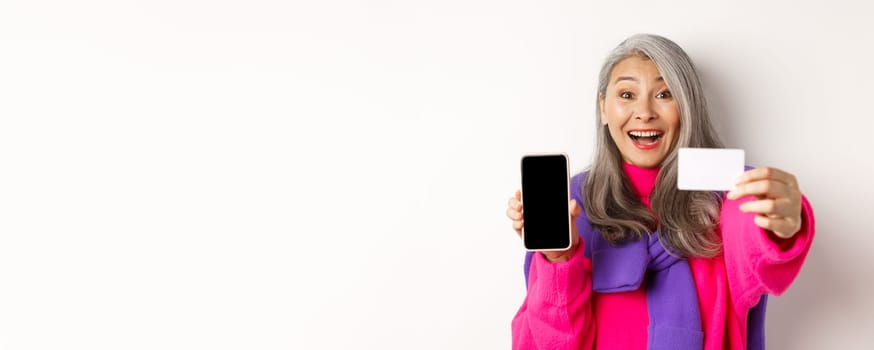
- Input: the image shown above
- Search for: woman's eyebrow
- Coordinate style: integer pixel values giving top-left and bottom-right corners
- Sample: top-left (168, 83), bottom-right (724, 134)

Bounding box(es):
top-left (613, 76), bottom-right (664, 83)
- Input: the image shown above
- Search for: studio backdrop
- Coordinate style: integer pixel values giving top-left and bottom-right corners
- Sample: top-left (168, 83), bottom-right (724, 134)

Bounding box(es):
top-left (1, 0), bottom-right (872, 349)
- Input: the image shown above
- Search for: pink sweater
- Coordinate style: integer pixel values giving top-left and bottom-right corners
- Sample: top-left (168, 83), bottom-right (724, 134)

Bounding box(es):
top-left (511, 164), bottom-right (815, 349)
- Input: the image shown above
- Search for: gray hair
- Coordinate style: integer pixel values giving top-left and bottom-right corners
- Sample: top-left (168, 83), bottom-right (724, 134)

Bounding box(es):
top-left (583, 34), bottom-right (724, 258)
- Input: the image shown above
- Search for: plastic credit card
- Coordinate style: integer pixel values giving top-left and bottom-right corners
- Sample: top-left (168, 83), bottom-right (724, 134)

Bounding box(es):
top-left (677, 148), bottom-right (745, 191)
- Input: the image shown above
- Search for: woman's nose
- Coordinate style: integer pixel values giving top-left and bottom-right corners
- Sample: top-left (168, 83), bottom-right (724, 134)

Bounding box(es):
top-left (634, 98), bottom-right (658, 121)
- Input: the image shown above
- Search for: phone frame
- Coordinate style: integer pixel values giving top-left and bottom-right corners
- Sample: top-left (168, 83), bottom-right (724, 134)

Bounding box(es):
top-left (520, 153), bottom-right (573, 252)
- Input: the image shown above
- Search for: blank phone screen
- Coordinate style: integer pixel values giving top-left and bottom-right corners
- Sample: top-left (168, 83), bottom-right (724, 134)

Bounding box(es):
top-left (521, 154), bottom-right (571, 250)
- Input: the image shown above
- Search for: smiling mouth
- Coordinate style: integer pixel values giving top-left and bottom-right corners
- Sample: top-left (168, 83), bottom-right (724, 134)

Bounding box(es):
top-left (628, 130), bottom-right (664, 148)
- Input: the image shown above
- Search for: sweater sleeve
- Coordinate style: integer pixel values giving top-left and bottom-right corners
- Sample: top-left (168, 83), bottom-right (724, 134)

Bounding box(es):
top-left (721, 194), bottom-right (815, 314)
top-left (511, 246), bottom-right (595, 350)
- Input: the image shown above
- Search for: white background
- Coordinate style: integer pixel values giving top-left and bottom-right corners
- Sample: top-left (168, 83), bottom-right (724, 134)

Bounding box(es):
top-left (1, 0), bottom-right (872, 349)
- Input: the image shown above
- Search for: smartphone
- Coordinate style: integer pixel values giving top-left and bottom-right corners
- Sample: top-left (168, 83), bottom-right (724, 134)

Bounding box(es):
top-left (520, 154), bottom-right (572, 251)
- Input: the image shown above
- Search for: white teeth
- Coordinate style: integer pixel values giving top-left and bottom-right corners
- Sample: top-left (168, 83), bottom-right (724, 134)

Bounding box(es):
top-left (629, 131), bottom-right (663, 137)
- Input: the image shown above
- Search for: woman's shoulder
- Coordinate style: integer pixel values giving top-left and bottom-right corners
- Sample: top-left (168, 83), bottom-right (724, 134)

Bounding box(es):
top-left (571, 168), bottom-right (593, 183)
top-left (570, 171), bottom-right (590, 203)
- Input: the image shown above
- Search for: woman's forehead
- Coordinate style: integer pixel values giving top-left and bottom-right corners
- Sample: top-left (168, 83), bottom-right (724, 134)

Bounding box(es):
top-left (610, 56), bottom-right (663, 84)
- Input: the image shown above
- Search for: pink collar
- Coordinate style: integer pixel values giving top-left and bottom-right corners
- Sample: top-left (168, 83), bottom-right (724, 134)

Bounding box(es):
top-left (622, 162), bottom-right (659, 202)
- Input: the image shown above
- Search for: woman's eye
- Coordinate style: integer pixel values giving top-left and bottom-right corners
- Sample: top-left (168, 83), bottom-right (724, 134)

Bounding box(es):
top-left (657, 90), bottom-right (672, 99)
top-left (620, 91), bottom-right (633, 99)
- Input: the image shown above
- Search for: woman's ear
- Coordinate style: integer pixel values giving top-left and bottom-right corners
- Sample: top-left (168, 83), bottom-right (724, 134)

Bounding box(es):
top-left (598, 93), bottom-right (608, 126)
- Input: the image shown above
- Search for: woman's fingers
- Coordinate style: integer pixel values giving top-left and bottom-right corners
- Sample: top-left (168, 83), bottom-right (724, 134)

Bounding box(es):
top-left (727, 178), bottom-right (792, 200)
top-left (738, 198), bottom-right (799, 218)
top-left (739, 198), bottom-right (776, 214)
top-left (753, 215), bottom-right (801, 238)
top-left (729, 167), bottom-right (799, 200)
top-left (739, 198), bottom-right (797, 217)
top-left (512, 219), bottom-right (524, 232)
top-left (508, 190), bottom-right (522, 210)
top-left (508, 190), bottom-right (524, 237)
top-left (569, 199), bottom-right (582, 221)
top-left (507, 190), bottom-right (524, 221)
top-left (735, 167), bottom-right (798, 188)
top-left (506, 207), bottom-right (522, 220)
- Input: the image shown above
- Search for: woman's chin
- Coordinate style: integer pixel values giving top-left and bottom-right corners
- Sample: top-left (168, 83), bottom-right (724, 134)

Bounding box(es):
top-left (623, 154), bottom-right (666, 169)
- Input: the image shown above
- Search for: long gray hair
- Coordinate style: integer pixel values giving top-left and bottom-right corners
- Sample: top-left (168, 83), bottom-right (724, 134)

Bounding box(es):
top-left (583, 34), bottom-right (724, 258)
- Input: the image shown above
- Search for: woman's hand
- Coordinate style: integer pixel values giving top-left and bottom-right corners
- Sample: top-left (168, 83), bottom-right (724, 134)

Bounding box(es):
top-left (727, 167), bottom-right (803, 239)
top-left (506, 190), bottom-right (582, 262)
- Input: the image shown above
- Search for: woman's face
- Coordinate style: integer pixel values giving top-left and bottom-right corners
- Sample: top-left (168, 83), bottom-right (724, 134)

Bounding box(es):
top-left (600, 56), bottom-right (681, 169)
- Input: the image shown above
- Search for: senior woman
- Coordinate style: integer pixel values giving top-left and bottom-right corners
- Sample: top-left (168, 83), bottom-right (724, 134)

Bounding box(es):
top-left (506, 34), bottom-right (815, 350)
